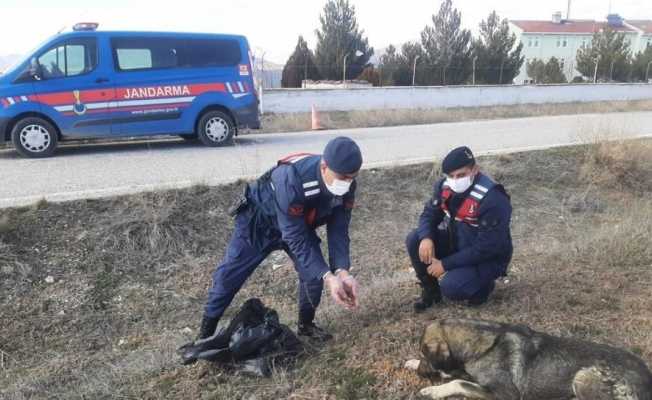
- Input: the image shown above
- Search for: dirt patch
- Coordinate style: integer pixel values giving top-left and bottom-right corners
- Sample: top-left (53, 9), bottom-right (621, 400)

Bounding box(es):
top-left (1, 140), bottom-right (651, 399)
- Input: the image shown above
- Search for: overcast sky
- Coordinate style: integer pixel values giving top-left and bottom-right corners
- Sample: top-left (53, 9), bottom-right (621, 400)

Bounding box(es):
top-left (1, 0), bottom-right (650, 63)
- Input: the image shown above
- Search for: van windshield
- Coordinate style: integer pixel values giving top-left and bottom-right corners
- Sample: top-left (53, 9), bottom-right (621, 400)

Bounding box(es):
top-left (2, 37), bottom-right (53, 76)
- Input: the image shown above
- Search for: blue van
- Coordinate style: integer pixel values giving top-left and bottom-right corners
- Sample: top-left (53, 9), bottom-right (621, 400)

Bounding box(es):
top-left (0, 23), bottom-right (260, 157)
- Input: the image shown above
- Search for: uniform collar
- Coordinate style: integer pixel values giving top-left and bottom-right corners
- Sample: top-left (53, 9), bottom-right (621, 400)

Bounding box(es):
top-left (316, 159), bottom-right (332, 197)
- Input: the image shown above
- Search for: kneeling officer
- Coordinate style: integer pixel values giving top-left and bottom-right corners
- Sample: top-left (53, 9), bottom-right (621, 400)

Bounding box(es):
top-left (197, 137), bottom-right (363, 342)
top-left (406, 146), bottom-right (513, 310)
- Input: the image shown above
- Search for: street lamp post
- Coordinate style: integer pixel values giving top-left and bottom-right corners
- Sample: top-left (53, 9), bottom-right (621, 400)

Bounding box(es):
top-left (343, 50), bottom-right (364, 86)
top-left (609, 59), bottom-right (616, 81)
top-left (260, 51), bottom-right (266, 89)
top-left (378, 63), bottom-right (383, 87)
top-left (593, 57), bottom-right (600, 83)
top-left (472, 56), bottom-right (477, 85)
top-left (499, 59), bottom-right (505, 84)
top-left (412, 55), bottom-right (420, 86)
top-left (646, 61), bottom-right (652, 83)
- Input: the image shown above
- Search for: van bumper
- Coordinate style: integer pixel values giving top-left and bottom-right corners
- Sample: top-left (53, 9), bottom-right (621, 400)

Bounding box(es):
top-left (234, 101), bottom-right (261, 130)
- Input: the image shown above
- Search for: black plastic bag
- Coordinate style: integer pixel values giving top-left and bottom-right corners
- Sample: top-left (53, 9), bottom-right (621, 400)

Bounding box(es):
top-left (179, 298), bottom-right (303, 377)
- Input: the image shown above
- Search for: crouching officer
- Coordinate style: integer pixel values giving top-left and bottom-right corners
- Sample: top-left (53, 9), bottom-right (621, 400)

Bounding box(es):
top-left (197, 137), bottom-right (363, 342)
top-left (406, 146), bottom-right (512, 311)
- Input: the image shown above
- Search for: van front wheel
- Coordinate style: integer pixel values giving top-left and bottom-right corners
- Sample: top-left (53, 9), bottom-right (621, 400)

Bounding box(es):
top-left (11, 117), bottom-right (59, 158)
top-left (196, 111), bottom-right (235, 147)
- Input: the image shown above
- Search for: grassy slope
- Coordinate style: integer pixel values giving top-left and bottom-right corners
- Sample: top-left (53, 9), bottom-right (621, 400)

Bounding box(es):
top-left (1, 140), bottom-right (651, 399)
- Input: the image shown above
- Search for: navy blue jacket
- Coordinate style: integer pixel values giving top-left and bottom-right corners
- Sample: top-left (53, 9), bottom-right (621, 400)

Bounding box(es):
top-left (247, 154), bottom-right (355, 281)
top-left (417, 173), bottom-right (513, 275)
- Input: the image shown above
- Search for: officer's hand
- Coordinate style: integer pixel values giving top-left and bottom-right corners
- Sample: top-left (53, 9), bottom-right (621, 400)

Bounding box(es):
top-left (337, 270), bottom-right (359, 309)
top-left (419, 238), bottom-right (435, 265)
top-left (427, 259), bottom-right (445, 279)
top-left (324, 273), bottom-right (355, 310)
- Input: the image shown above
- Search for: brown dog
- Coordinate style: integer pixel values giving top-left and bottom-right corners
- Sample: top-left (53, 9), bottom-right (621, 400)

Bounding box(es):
top-left (405, 319), bottom-right (652, 399)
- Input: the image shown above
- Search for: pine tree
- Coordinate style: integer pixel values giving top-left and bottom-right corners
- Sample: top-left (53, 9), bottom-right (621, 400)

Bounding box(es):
top-left (378, 42), bottom-right (425, 86)
top-left (397, 42), bottom-right (425, 86)
top-left (378, 45), bottom-right (400, 86)
top-left (527, 57), bottom-right (567, 83)
top-left (543, 57), bottom-right (567, 83)
top-left (314, 0), bottom-right (374, 81)
top-left (472, 11), bottom-right (524, 84)
top-left (526, 59), bottom-right (546, 83)
top-left (631, 45), bottom-right (652, 82)
top-left (281, 36), bottom-right (321, 88)
top-left (576, 27), bottom-right (632, 82)
top-left (420, 0), bottom-right (472, 85)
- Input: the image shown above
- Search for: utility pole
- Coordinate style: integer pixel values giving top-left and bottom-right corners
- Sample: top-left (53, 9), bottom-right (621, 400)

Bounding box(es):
top-left (260, 52), bottom-right (266, 90)
top-left (499, 59), bottom-right (505, 84)
top-left (412, 55), bottom-right (420, 86)
top-left (609, 59), bottom-right (616, 81)
top-left (593, 57), bottom-right (600, 83)
top-left (646, 61), bottom-right (652, 82)
top-left (567, 0), bottom-right (572, 20)
top-left (378, 63), bottom-right (383, 87)
top-left (472, 56), bottom-right (477, 85)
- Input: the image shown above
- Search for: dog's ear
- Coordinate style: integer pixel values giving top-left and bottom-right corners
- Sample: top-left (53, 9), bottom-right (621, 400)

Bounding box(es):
top-left (443, 322), bottom-right (499, 363)
top-left (419, 322), bottom-right (453, 375)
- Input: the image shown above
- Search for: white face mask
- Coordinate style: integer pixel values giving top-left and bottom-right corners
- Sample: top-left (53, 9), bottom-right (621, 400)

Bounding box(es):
top-left (446, 175), bottom-right (473, 194)
top-left (325, 178), bottom-right (352, 196)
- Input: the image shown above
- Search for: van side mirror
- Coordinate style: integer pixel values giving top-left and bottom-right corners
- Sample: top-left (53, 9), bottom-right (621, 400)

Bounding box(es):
top-left (29, 58), bottom-right (42, 81)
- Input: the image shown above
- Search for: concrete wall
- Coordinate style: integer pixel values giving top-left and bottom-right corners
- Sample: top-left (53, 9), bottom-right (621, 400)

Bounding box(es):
top-left (261, 83), bottom-right (652, 114)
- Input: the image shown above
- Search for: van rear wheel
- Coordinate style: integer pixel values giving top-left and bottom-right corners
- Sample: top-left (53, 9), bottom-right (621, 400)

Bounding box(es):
top-left (11, 117), bottom-right (58, 158)
top-left (196, 110), bottom-right (235, 147)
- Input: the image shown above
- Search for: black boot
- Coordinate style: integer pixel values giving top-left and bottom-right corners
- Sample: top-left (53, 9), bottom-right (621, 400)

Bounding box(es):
top-left (198, 315), bottom-right (219, 340)
top-left (468, 281), bottom-right (495, 307)
top-left (414, 277), bottom-right (442, 313)
top-left (297, 321), bottom-right (333, 342)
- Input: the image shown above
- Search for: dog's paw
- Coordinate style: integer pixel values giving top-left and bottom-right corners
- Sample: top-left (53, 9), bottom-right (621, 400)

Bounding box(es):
top-left (419, 386), bottom-right (438, 398)
top-left (404, 359), bottom-right (421, 370)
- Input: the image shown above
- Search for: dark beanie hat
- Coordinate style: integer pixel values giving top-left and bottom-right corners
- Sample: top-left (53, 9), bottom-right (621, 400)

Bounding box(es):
top-left (323, 136), bottom-right (363, 175)
top-left (442, 146), bottom-right (475, 174)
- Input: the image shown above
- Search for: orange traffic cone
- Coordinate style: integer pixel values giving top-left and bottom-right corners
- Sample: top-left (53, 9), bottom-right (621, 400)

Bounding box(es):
top-left (311, 105), bottom-right (324, 131)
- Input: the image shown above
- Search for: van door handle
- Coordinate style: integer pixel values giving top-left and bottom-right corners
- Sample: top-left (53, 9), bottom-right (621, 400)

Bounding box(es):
top-left (95, 77), bottom-right (110, 83)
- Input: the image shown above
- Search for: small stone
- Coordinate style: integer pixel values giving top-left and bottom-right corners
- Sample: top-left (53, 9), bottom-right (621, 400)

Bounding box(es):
top-left (58, 310), bottom-right (65, 316)
top-left (272, 264), bottom-right (283, 271)
top-left (182, 327), bottom-right (193, 335)
top-left (118, 339), bottom-right (126, 346)
top-left (45, 276), bottom-right (55, 284)
top-left (504, 279), bottom-right (510, 284)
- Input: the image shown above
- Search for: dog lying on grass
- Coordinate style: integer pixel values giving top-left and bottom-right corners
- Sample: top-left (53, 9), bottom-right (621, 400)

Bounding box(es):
top-left (405, 319), bottom-right (652, 399)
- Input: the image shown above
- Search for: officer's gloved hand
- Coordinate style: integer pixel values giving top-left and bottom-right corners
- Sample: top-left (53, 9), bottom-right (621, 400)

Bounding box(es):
top-left (324, 272), bottom-right (355, 310)
top-left (337, 270), bottom-right (359, 308)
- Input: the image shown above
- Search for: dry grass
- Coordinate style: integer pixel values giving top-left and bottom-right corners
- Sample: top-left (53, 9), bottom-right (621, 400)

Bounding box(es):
top-left (1, 139), bottom-right (651, 399)
top-left (261, 99), bottom-right (652, 133)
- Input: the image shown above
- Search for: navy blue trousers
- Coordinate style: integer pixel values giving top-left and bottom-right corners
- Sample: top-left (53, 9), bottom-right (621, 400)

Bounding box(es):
top-left (405, 229), bottom-right (496, 301)
top-left (204, 211), bottom-right (324, 324)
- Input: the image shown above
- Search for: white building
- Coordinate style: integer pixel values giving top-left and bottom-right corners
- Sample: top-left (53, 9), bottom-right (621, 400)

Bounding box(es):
top-left (510, 14), bottom-right (652, 83)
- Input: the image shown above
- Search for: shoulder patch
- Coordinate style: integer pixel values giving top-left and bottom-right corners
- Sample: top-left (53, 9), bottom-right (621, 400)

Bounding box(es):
top-left (288, 204), bottom-right (304, 216)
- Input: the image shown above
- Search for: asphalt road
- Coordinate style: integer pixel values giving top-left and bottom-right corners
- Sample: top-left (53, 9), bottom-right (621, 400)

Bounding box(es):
top-left (1, 111), bottom-right (651, 208)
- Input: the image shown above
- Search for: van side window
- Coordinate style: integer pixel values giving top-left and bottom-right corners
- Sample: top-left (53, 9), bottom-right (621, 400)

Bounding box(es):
top-left (38, 38), bottom-right (97, 79)
top-left (111, 37), bottom-right (241, 71)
